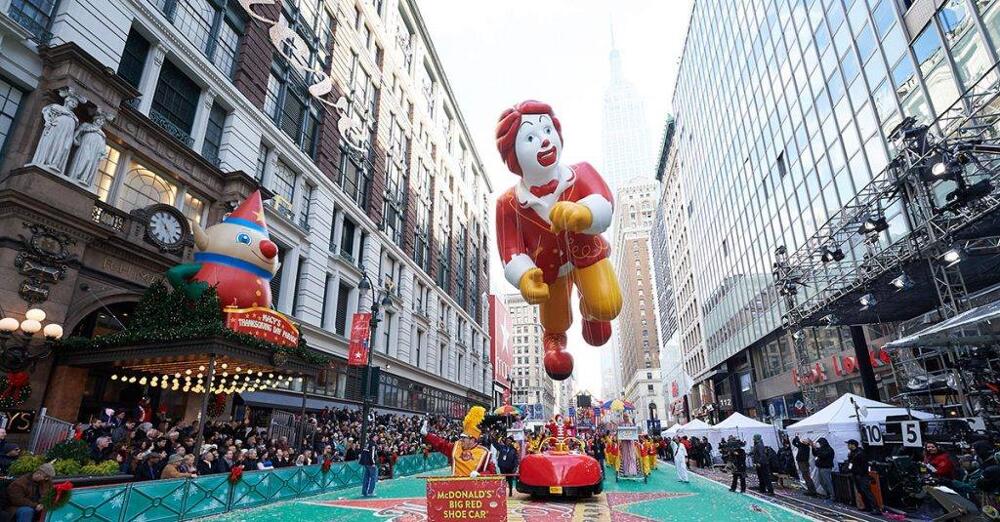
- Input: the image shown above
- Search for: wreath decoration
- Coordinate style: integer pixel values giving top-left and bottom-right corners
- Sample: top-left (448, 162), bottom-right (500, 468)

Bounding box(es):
top-left (0, 372), bottom-right (31, 408)
top-left (228, 465), bottom-right (243, 485)
top-left (42, 481), bottom-right (74, 510)
top-left (321, 458), bottom-right (332, 474)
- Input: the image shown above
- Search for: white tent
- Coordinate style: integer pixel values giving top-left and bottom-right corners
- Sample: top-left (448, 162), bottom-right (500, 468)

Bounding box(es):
top-left (676, 418), bottom-right (713, 437)
top-left (714, 412), bottom-right (780, 449)
top-left (663, 423), bottom-right (681, 436)
top-left (785, 393), bottom-right (935, 460)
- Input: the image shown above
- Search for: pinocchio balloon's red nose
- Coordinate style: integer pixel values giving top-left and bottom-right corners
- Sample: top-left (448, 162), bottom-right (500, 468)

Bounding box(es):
top-left (259, 239), bottom-right (278, 259)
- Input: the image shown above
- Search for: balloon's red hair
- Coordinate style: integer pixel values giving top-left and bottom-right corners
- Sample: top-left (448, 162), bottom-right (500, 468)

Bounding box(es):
top-left (495, 100), bottom-right (562, 175)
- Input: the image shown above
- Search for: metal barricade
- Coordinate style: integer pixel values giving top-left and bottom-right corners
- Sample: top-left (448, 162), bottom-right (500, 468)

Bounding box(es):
top-left (28, 407), bottom-right (73, 455)
top-left (267, 410), bottom-right (299, 447)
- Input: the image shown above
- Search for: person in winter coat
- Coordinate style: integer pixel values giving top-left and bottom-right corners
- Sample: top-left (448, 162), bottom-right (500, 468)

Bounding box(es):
top-left (847, 439), bottom-right (879, 513)
top-left (592, 437), bottom-right (606, 476)
top-left (497, 437), bottom-right (520, 496)
top-left (792, 435), bottom-right (817, 495)
top-left (135, 452), bottom-right (164, 481)
top-left (923, 442), bottom-right (958, 480)
top-left (728, 444), bottom-right (748, 493)
top-left (6, 462), bottom-right (54, 522)
top-left (751, 434), bottom-right (774, 495)
top-left (777, 439), bottom-right (798, 479)
top-left (813, 438), bottom-right (835, 499)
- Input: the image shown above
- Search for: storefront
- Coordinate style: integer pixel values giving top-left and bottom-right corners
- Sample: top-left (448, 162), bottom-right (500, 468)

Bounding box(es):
top-left (752, 326), bottom-right (898, 424)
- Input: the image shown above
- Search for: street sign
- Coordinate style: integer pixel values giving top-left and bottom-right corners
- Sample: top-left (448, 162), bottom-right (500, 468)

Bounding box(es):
top-left (862, 423), bottom-right (884, 446)
top-left (901, 420), bottom-right (922, 447)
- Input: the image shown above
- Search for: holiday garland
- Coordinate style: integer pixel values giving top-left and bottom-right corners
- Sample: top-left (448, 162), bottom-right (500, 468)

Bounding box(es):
top-left (228, 465), bottom-right (243, 485)
top-left (58, 281), bottom-right (329, 366)
top-left (0, 372), bottom-right (31, 408)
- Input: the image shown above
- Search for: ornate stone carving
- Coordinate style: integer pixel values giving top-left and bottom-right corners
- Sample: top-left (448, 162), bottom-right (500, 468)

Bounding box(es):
top-left (14, 222), bottom-right (78, 304)
top-left (67, 109), bottom-right (115, 187)
top-left (28, 88), bottom-right (84, 174)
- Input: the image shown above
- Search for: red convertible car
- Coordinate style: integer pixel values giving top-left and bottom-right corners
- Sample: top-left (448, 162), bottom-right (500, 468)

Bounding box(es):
top-left (516, 438), bottom-right (603, 498)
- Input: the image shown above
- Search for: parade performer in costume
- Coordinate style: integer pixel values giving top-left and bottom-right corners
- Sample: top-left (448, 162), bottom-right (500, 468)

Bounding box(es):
top-left (607, 436), bottom-right (619, 471)
top-left (672, 436), bottom-right (690, 483)
top-left (494, 100), bottom-right (623, 380)
top-left (167, 190), bottom-right (280, 309)
top-left (421, 407), bottom-right (495, 477)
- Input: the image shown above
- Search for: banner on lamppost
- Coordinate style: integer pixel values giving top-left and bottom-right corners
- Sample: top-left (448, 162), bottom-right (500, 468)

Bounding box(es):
top-left (347, 312), bottom-right (372, 367)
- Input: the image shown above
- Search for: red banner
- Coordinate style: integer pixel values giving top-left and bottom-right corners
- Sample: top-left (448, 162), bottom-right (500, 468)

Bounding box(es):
top-left (426, 476), bottom-right (506, 522)
top-left (347, 313), bottom-right (372, 367)
top-left (224, 307), bottom-right (299, 348)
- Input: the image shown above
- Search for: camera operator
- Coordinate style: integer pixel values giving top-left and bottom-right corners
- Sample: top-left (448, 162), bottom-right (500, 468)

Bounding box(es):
top-left (725, 437), bottom-right (747, 494)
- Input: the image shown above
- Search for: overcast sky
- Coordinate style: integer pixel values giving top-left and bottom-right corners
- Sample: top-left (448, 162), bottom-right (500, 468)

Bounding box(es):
top-left (419, 0), bottom-right (694, 397)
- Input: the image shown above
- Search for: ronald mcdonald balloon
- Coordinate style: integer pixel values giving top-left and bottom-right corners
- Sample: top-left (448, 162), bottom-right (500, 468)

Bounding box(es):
top-left (494, 100), bottom-right (623, 381)
top-left (166, 190), bottom-right (280, 309)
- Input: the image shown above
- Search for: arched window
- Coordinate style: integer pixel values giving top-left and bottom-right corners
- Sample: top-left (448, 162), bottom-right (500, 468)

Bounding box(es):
top-left (118, 166), bottom-right (177, 213)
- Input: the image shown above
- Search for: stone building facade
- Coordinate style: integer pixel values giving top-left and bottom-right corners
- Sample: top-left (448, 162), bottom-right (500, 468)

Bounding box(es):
top-left (0, 0), bottom-right (491, 432)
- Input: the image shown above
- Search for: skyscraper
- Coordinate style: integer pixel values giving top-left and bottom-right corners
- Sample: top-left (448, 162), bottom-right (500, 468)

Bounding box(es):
top-left (601, 36), bottom-right (653, 194)
top-left (661, 0), bottom-right (1000, 422)
top-left (612, 179), bottom-right (663, 429)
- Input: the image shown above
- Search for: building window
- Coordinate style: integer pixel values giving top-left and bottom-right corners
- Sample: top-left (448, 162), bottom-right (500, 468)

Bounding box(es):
top-left (340, 218), bottom-right (356, 259)
top-left (439, 343), bottom-right (447, 376)
top-left (0, 78), bottom-right (24, 165)
top-left (457, 353), bottom-right (464, 382)
top-left (334, 282), bottom-right (352, 335)
top-left (8, 0), bottom-right (57, 38)
top-left (299, 183), bottom-right (313, 229)
top-left (415, 329), bottom-right (423, 367)
top-left (383, 162), bottom-right (405, 245)
top-left (265, 57), bottom-right (321, 157)
top-left (103, 157), bottom-right (207, 225)
top-left (269, 160), bottom-right (296, 220)
top-left (254, 143), bottom-right (269, 182)
top-left (201, 102), bottom-right (227, 165)
top-left (151, 60), bottom-right (200, 146)
top-left (339, 150), bottom-right (370, 207)
top-left (348, 52), bottom-right (379, 157)
top-left (156, 0), bottom-right (246, 78)
top-left (118, 28), bottom-right (150, 89)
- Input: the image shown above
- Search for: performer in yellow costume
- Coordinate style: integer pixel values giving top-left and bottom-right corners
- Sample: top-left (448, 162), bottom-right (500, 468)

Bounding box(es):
top-left (422, 406), bottom-right (496, 477)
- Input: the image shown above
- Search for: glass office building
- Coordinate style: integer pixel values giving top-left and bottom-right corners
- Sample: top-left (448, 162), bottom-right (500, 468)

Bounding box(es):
top-left (669, 0), bottom-right (1000, 417)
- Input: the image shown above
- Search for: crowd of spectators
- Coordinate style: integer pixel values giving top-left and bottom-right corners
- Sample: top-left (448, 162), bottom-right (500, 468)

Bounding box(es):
top-left (28, 405), bottom-right (462, 482)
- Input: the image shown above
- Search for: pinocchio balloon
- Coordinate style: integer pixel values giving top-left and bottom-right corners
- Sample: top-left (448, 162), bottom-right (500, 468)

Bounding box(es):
top-left (494, 100), bottom-right (622, 381)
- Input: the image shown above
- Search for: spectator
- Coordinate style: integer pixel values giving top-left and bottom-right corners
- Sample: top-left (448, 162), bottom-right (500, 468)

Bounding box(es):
top-left (162, 454), bottom-right (196, 479)
top-left (6, 462), bottom-right (54, 522)
top-left (91, 436), bottom-right (113, 462)
top-left (792, 435), bottom-right (817, 496)
top-left (813, 438), bottom-right (835, 500)
top-left (592, 436), bottom-right (606, 477)
top-left (135, 453), bottom-right (164, 481)
top-left (846, 439), bottom-right (879, 513)
top-left (0, 444), bottom-right (21, 475)
top-left (215, 449), bottom-right (234, 474)
top-left (751, 434), bottom-right (774, 496)
top-left (197, 450), bottom-right (215, 476)
top-left (257, 451), bottom-right (274, 471)
top-left (0, 427), bottom-right (7, 454)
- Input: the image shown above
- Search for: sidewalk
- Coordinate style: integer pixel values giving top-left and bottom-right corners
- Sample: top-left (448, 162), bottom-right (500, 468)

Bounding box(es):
top-left (677, 461), bottom-right (904, 522)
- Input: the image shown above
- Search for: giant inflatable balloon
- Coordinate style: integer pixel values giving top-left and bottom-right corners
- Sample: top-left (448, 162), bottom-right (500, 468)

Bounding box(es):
top-left (167, 190), bottom-right (280, 309)
top-left (494, 100), bottom-right (623, 381)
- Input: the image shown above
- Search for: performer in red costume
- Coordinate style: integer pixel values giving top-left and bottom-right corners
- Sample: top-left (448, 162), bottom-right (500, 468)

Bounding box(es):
top-left (546, 414), bottom-right (576, 440)
top-left (421, 406), bottom-right (496, 477)
top-left (495, 101), bottom-right (623, 380)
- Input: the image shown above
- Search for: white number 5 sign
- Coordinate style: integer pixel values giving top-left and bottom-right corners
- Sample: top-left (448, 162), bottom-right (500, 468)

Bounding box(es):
top-left (901, 420), bottom-right (922, 447)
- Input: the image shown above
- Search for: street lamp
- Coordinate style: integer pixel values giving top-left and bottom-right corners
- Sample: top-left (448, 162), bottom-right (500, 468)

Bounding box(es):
top-left (0, 308), bottom-right (63, 373)
top-left (358, 270), bottom-right (394, 447)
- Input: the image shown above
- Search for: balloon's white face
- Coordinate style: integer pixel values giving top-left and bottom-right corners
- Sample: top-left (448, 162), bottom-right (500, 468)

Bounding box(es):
top-left (514, 113), bottom-right (561, 179)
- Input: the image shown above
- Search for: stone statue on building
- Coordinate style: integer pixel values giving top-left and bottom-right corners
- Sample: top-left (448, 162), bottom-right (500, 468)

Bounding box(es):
top-left (67, 111), bottom-right (113, 187)
top-left (29, 88), bottom-right (83, 174)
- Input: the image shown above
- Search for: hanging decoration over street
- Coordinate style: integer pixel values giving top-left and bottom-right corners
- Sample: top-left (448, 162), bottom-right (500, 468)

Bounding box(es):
top-left (166, 190), bottom-right (300, 348)
top-left (494, 101), bottom-right (622, 380)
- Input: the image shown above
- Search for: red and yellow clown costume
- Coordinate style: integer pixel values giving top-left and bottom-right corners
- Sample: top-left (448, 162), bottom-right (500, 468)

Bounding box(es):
top-left (424, 406), bottom-right (495, 477)
top-left (494, 100), bottom-right (623, 381)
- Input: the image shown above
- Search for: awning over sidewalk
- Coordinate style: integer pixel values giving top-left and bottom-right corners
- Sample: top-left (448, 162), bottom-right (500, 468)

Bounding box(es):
top-left (884, 298), bottom-right (1000, 349)
top-left (241, 391), bottom-right (339, 411)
